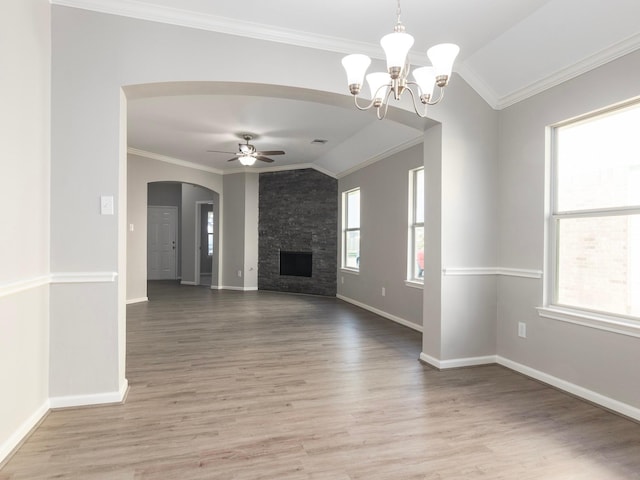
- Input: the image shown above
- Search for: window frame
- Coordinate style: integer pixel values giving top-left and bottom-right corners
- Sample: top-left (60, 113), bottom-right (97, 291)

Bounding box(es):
top-left (341, 187), bottom-right (361, 272)
top-left (407, 167), bottom-right (425, 285)
top-left (539, 100), bottom-right (640, 337)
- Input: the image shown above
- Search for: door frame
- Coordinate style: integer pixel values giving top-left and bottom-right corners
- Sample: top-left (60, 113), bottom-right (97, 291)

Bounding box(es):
top-left (195, 201), bottom-right (214, 286)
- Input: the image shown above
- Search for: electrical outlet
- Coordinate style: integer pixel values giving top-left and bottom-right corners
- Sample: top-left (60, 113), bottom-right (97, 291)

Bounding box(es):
top-left (341, 276), bottom-right (344, 284)
top-left (237, 270), bottom-right (242, 277)
top-left (518, 322), bottom-right (527, 338)
top-left (381, 287), bottom-right (386, 296)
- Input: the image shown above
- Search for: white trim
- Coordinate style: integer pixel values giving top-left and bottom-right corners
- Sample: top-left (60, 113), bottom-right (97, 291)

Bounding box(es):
top-left (1, 272), bottom-right (119, 298)
top-left (126, 296), bottom-right (148, 304)
top-left (340, 268), bottom-right (360, 276)
top-left (219, 286), bottom-right (258, 291)
top-left (0, 400), bottom-right (50, 465)
top-left (537, 306), bottom-right (640, 339)
top-left (0, 275), bottom-right (50, 298)
top-left (496, 356), bottom-right (640, 422)
top-left (404, 280), bottom-right (423, 289)
top-left (50, 379), bottom-right (129, 409)
top-left (496, 268), bottom-right (543, 279)
top-left (50, 272), bottom-right (118, 283)
top-left (419, 352), bottom-right (497, 369)
top-left (336, 294), bottom-right (422, 333)
top-left (180, 280), bottom-right (198, 286)
top-left (442, 267), bottom-right (543, 278)
top-left (129, 148), bottom-right (337, 178)
top-left (129, 148), bottom-right (223, 174)
top-left (336, 136), bottom-right (423, 179)
top-left (495, 32), bottom-right (640, 110)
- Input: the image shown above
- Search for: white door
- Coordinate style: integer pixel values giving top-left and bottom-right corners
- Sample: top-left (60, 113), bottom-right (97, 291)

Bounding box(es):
top-left (147, 206), bottom-right (178, 280)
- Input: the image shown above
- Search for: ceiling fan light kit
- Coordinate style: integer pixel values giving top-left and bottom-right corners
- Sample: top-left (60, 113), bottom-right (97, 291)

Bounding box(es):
top-left (341, 0), bottom-right (459, 120)
top-left (208, 133), bottom-right (285, 166)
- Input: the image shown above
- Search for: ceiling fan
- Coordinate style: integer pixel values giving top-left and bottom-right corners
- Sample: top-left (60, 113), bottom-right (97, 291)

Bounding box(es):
top-left (207, 134), bottom-right (285, 166)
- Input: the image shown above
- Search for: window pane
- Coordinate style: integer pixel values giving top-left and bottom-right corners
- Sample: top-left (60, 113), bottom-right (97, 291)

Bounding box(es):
top-left (415, 169), bottom-right (424, 223)
top-left (347, 190), bottom-right (360, 228)
top-left (345, 230), bottom-right (360, 269)
top-left (207, 211), bottom-right (214, 234)
top-left (557, 215), bottom-right (640, 317)
top-left (208, 234), bottom-right (213, 256)
top-left (556, 104), bottom-right (640, 212)
top-left (413, 226), bottom-right (424, 279)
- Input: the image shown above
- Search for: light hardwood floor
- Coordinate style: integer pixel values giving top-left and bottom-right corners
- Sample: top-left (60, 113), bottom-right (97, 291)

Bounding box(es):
top-left (2, 281), bottom-right (640, 479)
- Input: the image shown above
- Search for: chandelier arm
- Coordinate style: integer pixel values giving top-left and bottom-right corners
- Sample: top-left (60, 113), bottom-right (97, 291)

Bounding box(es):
top-left (426, 86), bottom-right (446, 106)
top-left (404, 86), bottom-right (429, 118)
top-left (353, 95), bottom-right (378, 111)
top-left (377, 88), bottom-right (394, 120)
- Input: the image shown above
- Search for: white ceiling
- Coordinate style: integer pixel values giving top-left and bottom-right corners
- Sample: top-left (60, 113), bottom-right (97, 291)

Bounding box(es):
top-left (54, 0), bottom-right (640, 176)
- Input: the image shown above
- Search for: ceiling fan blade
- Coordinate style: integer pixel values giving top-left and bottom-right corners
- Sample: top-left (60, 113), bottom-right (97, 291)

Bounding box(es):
top-left (207, 150), bottom-right (236, 154)
top-left (255, 150), bottom-right (285, 156)
top-left (227, 156), bottom-right (240, 162)
top-left (255, 156), bottom-right (275, 163)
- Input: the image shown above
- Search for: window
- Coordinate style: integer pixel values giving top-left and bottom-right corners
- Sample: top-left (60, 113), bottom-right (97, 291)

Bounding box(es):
top-left (408, 168), bottom-right (425, 282)
top-left (342, 188), bottom-right (360, 270)
top-left (549, 101), bottom-right (640, 320)
top-left (207, 210), bottom-right (214, 256)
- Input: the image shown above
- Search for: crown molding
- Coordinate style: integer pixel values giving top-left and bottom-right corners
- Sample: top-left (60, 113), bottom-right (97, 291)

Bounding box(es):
top-left (128, 147), bottom-right (337, 178)
top-left (127, 148), bottom-right (224, 175)
top-left (335, 136), bottom-right (423, 179)
top-left (50, 0), bottom-right (384, 60)
top-left (494, 32), bottom-right (640, 110)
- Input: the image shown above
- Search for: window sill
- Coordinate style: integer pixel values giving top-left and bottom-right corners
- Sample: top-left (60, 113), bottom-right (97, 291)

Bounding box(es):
top-left (537, 306), bottom-right (640, 339)
top-left (404, 280), bottom-right (424, 289)
top-left (341, 268), bottom-right (359, 275)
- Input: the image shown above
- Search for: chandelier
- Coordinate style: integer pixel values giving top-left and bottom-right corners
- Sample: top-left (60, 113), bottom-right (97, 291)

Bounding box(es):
top-left (341, 0), bottom-right (459, 120)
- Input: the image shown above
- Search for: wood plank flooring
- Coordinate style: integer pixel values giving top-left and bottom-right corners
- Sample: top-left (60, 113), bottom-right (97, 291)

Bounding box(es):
top-left (2, 281), bottom-right (640, 479)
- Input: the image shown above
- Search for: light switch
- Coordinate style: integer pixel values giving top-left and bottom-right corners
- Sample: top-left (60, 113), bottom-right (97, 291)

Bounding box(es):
top-left (100, 196), bottom-right (114, 215)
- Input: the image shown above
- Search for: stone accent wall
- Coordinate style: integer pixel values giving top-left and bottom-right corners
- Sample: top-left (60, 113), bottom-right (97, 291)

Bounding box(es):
top-left (258, 169), bottom-right (337, 296)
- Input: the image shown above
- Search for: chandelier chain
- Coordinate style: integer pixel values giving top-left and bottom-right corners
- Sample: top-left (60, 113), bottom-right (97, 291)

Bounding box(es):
top-left (396, 0), bottom-right (402, 24)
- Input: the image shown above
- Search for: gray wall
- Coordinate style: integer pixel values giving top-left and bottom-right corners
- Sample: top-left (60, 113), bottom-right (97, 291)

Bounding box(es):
top-left (496, 49), bottom-right (640, 410)
top-left (0, 0), bottom-right (51, 460)
top-left (259, 169), bottom-right (337, 296)
top-left (338, 144), bottom-right (423, 326)
top-left (222, 173), bottom-right (259, 290)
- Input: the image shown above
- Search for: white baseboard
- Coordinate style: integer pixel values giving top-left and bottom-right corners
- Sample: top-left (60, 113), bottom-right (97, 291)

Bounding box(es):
top-left (496, 356), bottom-right (640, 422)
top-left (219, 286), bottom-right (258, 291)
top-left (180, 280), bottom-right (197, 286)
top-left (50, 379), bottom-right (129, 409)
top-left (336, 294), bottom-right (423, 332)
top-left (0, 399), bottom-right (50, 465)
top-left (126, 296), bottom-right (148, 304)
top-left (419, 352), bottom-right (497, 369)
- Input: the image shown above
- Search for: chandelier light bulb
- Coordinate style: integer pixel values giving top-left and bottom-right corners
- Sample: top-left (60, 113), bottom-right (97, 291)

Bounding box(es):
top-left (427, 43), bottom-right (460, 81)
top-left (412, 66), bottom-right (436, 99)
top-left (341, 54), bottom-right (372, 93)
top-left (380, 30), bottom-right (414, 77)
top-left (366, 72), bottom-right (390, 103)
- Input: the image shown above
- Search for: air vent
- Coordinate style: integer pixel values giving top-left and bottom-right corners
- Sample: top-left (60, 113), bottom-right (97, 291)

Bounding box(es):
top-left (311, 139), bottom-right (328, 145)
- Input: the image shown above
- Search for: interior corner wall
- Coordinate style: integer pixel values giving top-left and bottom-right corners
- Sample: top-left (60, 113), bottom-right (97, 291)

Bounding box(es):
top-left (337, 145), bottom-right (423, 327)
top-left (497, 49), bottom-right (640, 410)
top-left (0, 0), bottom-right (51, 462)
top-left (426, 73), bottom-right (500, 363)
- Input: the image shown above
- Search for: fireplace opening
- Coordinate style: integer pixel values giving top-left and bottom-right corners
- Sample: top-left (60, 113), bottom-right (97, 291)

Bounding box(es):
top-left (280, 251), bottom-right (312, 277)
